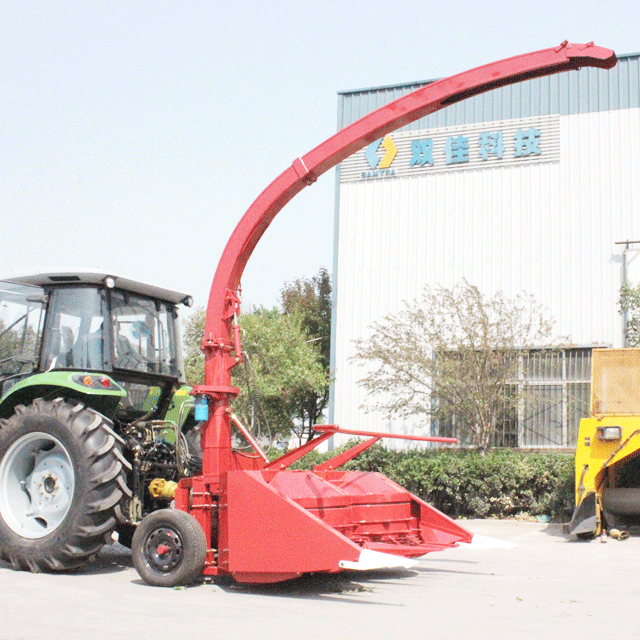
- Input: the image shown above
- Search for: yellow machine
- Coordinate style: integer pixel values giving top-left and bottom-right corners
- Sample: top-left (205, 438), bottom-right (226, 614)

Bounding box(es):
top-left (571, 349), bottom-right (640, 537)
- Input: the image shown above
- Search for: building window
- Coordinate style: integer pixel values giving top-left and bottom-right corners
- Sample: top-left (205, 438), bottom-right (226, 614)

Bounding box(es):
top-left (435, 347), bottom-right (593, 450)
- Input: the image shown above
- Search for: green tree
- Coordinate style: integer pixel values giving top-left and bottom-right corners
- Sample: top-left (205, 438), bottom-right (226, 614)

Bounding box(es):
top-left (0, 320), bottom-right (39, 379)
top-left (182, 306), bottom-right (326, 442)
top-left (0, 320), bottom-right (20, 360)
top-left (350, 281), bottom-right (556, 454)
top-left (182, 309), bottom-right (207, 386)
top-left (619, 282), bottom-right (640, 347)
top-left (279, 268), bottom-right (332, 440)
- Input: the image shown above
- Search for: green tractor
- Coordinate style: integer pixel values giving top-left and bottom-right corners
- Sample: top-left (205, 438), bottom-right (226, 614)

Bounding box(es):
top-left (0, 270), bottom-right (201, 571)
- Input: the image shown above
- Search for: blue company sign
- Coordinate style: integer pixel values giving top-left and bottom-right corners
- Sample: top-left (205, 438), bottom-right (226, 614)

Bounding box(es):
top-left (351, 120), bottom-right (552, 181)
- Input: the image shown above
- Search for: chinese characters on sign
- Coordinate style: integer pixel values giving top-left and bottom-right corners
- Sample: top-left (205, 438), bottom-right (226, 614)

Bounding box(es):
top-left (513, 127), bottom-right (542, 157)
top-left (344, 116), bottom-right (557, 182)
top-left (409, 139), bottom-right (434, 166)
top-left (479, 131), bottom-right (504, 160)
top-left (420, 127), bottom-right (540, 167)
top-left (445, 135), bottom-right (470, 164)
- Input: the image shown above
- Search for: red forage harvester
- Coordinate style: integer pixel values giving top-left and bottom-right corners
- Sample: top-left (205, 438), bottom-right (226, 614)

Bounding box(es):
top-left (133, 42), bottom-right (617, 586)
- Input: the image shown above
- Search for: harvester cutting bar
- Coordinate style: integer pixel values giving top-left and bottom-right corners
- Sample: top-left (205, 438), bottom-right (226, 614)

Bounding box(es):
top-left (275, 469), bottom-right (471, 555)
top-left (208, 466), bottom-right (471, 583)
top-left (175, 423), bottom-right (472, 583)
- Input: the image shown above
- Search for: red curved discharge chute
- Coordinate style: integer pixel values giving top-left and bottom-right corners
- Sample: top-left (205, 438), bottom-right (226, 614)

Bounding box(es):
top-left (201, 41), bottom-right (616, 391)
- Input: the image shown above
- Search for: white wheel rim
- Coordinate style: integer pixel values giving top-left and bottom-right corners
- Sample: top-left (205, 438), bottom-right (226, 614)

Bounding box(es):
top-left (0, 432), bottom-right (75, 539)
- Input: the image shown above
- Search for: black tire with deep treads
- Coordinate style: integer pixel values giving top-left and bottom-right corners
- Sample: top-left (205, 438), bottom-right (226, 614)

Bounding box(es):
top-left (0, 398), bottom-right (130, 572)
top-left (132, 509), bottom-right (206, 587)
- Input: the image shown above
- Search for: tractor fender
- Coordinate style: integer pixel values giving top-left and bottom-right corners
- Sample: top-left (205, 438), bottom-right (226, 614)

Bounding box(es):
top-left (0, 371), bottom-right (126, 420)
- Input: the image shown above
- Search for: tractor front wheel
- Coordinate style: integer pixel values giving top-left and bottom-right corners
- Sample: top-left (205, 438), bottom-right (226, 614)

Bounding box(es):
top-left (132, 509), bottom-right (206, 587)
top-left (0, 399), bottom-right (129, 571)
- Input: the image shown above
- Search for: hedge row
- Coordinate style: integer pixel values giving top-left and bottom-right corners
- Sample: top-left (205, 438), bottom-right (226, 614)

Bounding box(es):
top-left (286, 444), bottom-right (575, 521)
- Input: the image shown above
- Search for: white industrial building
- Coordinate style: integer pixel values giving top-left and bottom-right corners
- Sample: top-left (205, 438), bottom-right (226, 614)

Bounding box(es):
top-left (329, 52), bottom-right (640, 449)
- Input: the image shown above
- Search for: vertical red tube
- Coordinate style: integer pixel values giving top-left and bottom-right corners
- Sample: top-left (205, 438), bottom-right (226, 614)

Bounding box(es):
top-left (201, 398), bottom-right (233, 492)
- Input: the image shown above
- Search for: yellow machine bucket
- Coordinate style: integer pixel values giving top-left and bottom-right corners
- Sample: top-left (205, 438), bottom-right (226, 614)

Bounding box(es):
top-left (571, 349), bottom-right (640, 536)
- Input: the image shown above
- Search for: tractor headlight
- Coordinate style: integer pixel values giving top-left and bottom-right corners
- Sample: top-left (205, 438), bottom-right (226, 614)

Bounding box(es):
top-left (596, 426), bottom-right (622, 441)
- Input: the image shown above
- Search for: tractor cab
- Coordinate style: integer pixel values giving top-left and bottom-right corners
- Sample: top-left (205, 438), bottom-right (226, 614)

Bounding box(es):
top-left (0, 270), bottom-right (192, 422)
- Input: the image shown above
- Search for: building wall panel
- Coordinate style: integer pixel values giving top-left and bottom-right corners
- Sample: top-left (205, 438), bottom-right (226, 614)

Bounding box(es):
top-left (331, 105), bottom-right (640, 441)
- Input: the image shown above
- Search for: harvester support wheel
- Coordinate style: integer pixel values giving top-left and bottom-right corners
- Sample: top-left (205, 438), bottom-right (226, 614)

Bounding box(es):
top-left (0, 399), bottom-right (129, 571)
top-left (131, 509), bottom-right (206, 587)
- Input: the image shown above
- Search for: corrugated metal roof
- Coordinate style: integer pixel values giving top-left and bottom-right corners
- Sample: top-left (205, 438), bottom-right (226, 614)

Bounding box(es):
top-left (337, 52), bottom-right (640, 132)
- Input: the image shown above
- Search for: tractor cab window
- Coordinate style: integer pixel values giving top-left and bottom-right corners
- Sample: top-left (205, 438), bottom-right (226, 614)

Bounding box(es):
top-left (110, 291), bottom-right (180, 378)
top-left (0, 281), bottom-right (46, 381)
top-left (42, 287), bottom-right (107, 371)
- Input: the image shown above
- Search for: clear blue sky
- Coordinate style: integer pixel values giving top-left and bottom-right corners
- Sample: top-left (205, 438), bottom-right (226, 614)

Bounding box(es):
top-left (2, 1), bottom-right (638, 314)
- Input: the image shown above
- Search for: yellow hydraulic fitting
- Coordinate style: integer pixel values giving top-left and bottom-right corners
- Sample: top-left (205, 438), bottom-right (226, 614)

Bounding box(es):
top-left (148, 478), bottom-right (178, 500)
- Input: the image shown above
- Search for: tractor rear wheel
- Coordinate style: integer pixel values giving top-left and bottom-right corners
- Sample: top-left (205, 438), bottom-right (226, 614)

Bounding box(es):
top-left (132, 509), bottom-right (206, 587)
top-left (0, 399), bottom-right (129, 572)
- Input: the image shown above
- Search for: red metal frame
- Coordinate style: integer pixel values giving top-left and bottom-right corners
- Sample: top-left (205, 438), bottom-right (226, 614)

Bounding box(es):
top-left (311, 425), bottom-right (456, 471)
top-left (185, 42), bottom-right (616, 582)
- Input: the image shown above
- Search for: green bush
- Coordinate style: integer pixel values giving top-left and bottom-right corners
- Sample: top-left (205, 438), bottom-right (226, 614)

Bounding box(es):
top-left (278, 443), bottom-right (575, 521)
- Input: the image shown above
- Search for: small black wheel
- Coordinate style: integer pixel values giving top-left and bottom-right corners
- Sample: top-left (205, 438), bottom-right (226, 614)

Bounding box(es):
top-left (132, 509), bottom-right (206, 587)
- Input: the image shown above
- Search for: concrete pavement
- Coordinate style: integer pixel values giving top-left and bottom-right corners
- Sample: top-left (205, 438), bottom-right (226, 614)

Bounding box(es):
top-left (1, 519), bottom-right (638, 640)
